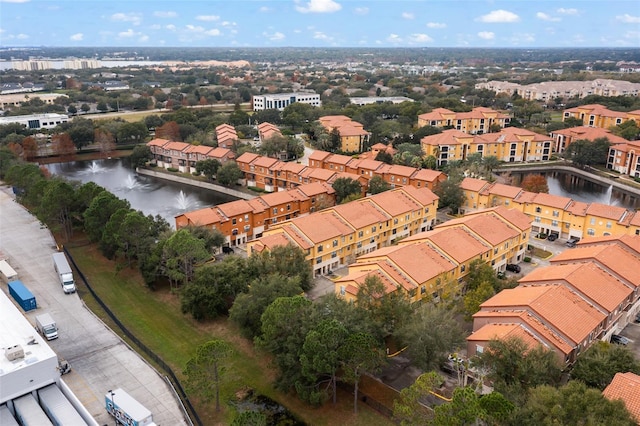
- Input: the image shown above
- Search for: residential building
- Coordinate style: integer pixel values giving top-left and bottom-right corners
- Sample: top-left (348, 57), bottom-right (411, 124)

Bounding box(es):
top-left (349, 96), bottom-right (415, 106)
top-left (562, 104), bottom-right (640, 129)
top-left (147, 138), bottom-right (234, 174)
top-left (476, 79), bottom-right (640, 100)
top-left (215, 123), bottom-right (238, 149)
top-left (607, 140), bottom-right (640, 177)
top-left (550, 126), bottom-right (628, 153)
top-left (421, 129), bottom-right (475, 167)
top-left (459, 177), bottom-right (640, 239)
top-left (251, 92), bottom-right (321, 111)
top-left (468, 235), bottom-right (640, 365)
top-left (417, 107), bottom-right (510, 134)
top-left (318, 115), bottom-right (370, 153)
top-left (0, 113), bottom-right (69, 130)
top-left (334, 206), bottom-right (531, 302)
top-left (175, 181), bottom-right (335, 246)
top-left (247, 186), bottom-right (439, 277)
top-left (603, 372), bottom-right (640, 424)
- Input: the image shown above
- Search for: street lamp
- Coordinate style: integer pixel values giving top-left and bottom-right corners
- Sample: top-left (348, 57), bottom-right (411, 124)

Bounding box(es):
top-left (108, 389), bottom-right (117, 426)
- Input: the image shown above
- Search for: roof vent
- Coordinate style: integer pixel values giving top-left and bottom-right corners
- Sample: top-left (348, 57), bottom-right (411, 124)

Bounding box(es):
top-left (5, 344), bottom-right (25, 361)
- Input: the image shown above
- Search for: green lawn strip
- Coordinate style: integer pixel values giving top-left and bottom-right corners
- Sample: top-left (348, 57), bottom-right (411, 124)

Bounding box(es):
top-left (69, 246), bottom-right (393, 425)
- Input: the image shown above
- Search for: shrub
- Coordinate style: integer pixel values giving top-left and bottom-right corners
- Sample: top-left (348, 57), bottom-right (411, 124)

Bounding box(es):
top-left (523, 256), bottom-right (532, 262)
top-left (167, 167), bottom-right (178, 172)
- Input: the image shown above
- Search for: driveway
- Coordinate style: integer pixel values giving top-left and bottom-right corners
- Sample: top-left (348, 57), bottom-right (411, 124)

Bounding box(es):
top-left (0, 186), bottom-right (188, 426)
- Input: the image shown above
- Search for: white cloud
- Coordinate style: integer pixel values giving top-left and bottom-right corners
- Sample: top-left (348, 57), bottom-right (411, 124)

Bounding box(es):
top-left (166, 24), bottom-right (176, 31)
top-left (259, 6), bottom-right (270, 12)
top-left (354, 7), bottom-right (368, 15)
top-left (16, 33), bottom-right (28, 39)
top-left (478, 31), bottom-right (495, 40)
top-left (536, 12), bottom-right (560, 22)
top-left (295, 0), bottom-right (342, 14)
top-left (118, 29), bottom-right (139, 38)
top-left (221, 21), bottom-right (237, 27)
top-left (0, 29), bottom-right (4, 33)
top-left (408, 33), bottom-right (433, 43)
top-left (0, 0), bottom-right (30, 3)
top-left (139, 35), bottom-right (149, 42)
top-left (111, 12), bottom-right (142, 26)
top-left (477, 10), bottom-right (520, 23)
top-left (196, 15), bottom-right (220, 21)
top-left (313, 31), bottom-right (334, 42)
top-left (625, 30), bottom-right (640, 39)
top-left (402, 12), bottom-right (414, 20)
top-left (265, 31), bottom-right (285, 41)
top-left (616, 14), bottom-right (640, 24)
top-left (70, 33), bottom-right (83, 41)
top-left (557, 8), bottom-right (578, 15)
top-left (387, 34), bottom-right (402, 44)
top-left (153, 11), bottom-right (177, 18)
top-left (426, 22), bottom-right (446, 29)
top-left (204, 29), bottom-right (221, 36)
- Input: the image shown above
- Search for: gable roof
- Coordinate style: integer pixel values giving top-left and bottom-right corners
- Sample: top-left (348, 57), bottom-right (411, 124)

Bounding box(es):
top-left (603, 372), bottom-right (640, 423)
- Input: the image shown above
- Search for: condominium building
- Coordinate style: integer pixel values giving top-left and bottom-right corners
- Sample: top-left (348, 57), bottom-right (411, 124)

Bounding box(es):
top-left (550, 126), bottom-right (628, 153)
top-left (317, 115), bottom-right (370, 153)
top-left (251, 92), bottom-right (321, 111)
top-left (476, 79), bottom-right (640, 100)
top-left (417, 107), bottom-right (510, 134)
top-left (607, 140), bottom-right (640, 177)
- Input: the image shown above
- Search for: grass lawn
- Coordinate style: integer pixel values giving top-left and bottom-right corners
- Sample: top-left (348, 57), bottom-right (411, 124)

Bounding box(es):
top-left (67, 242), bottom-right (393, 426)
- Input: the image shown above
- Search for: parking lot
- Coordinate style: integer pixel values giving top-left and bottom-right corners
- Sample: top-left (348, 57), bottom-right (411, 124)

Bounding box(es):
top-left (0, 187), bottom-right (187, 426)
top-left (616, 318), bottom-right (640, 359)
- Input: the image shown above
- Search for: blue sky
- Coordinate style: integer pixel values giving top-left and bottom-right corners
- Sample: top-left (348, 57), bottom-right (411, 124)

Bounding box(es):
top-left (1, 0), bottom-right (639, 48)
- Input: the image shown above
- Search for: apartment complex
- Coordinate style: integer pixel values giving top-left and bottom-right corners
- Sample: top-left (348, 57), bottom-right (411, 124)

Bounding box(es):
top-left (550, 125), bottom-right (628, 153)
top-left (215, 123), bottom-right (238, 149)
top-left (468, 235), bottom-right (640, 365)
top-left (318, 115), bottom-right (370, 153)
top-left (417, 107), bottom-right (510, 134)
top-left (334, 206), bottom-right (531, 303)
top-left (147, 138), bottom-right (235, 174)
top-left (607, 140), bottom-right (640, 178)
top-left (420, 127), bottom-right (553, 166)
top-left (460, 177), bottom-right (640, 240)
top-left (562, 104), bottom-right (640, 129)
top-left (175, 181), bottom-right (335, 246)
top-left (251, 92), bottom-right (321, 111)
top-left (476, 79), bottom-right (640, 100)
top-left (237, 150), bottom-right (446, 193)
top-left (247, 186), bottom-right (440, 277)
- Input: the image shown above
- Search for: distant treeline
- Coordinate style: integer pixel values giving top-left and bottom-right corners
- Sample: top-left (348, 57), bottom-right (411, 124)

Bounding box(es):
top-left (4, 46), bottom-right (640, 64)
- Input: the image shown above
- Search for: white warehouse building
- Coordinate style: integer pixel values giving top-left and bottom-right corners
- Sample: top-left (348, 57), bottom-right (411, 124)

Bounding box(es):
top-left (252, 92), bottom-right (321, 111)
top-left (0, 113), bottom-right (69, 130)
top-left (0, 290), bottom-right (97, 425)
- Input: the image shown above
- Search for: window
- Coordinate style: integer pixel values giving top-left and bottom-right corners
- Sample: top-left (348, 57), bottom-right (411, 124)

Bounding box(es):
top-left (316, 257), bottom-right (322, 264)
top-left (372, 226), bottom-right (377, 233)
top-left (287, 204), bottom-right (291, 211)
top-left (394, 218), bottom-right (399, 225)
top-left (232, 218), bottom-right (237, 225)
top-left (425, 207), bottom-right (429, 213)
top-left (535, 216), bottom-right (541, 223)
top-left (333, 239), bottom-right (338, 247)
top-left (317, 245), bottom-right (323, 252)
top-left (552, 220), bottom-right (558, 226)
top-left (590, 218), bottom-right (596, 225)
top-left (606, 221), bottom-right (612, 229)
top-left (552, 210), bottom-right (559, 217)
top-left (535, 207), bottom-right (541, 213)
top-left (244, 225), bottom-right (250, 231)
top-left (587, 228), bottom-right (595, 236)
top-left (273, 208), bottom-right (278, 215)
top-left (460, 264), bottom-right (466, 273)
top-left (358, 230), bottom-right (364, 238)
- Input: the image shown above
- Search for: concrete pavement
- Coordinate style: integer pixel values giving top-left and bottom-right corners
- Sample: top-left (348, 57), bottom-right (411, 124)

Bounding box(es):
top-left (0, 185), bottom-right (188, 426)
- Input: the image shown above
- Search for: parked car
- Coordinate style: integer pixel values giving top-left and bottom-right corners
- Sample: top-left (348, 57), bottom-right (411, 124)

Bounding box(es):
top-left (497, 271), bottom-right (506, 280)
top-left (547, 234), bottom-right (558, 242)
top-left (506, 264), bottom-right (521, 273)
top-left (222, 246), bottom-right (234, 254)
top-left (566, 237), bottom-right (580, 248)
top-left (611, 334), bottom-right (630, 345)
top-left (634, 313), bottom-right (640, 324)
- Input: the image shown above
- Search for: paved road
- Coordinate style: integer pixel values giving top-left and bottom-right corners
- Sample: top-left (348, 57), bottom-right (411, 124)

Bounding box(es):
top-left (0, 186), bottom-right (188, 426)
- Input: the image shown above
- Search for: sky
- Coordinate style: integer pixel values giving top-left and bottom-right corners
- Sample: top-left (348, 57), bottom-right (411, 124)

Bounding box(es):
top-left (1, 0), bottom-right (639, 48)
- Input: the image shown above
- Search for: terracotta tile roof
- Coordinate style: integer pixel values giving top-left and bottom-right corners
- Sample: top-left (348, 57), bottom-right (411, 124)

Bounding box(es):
top-left (565, 104), bottom-right (628, 118)
top-left (335, 269), bottom-right (400, 297)
top-left (518, 263), bottom-right (631, 313)
top-left (259, 191), bottom-right (298, 207)
top-left (349, 158), bottom-right (384, 171)
top-left (565, 200), bottom-right (589, 216)
top-left (516, 191), bottom-right (573, 210)
top-left (296, 181), bottom-right (335, 197)
top-left (278, 224), bottom-right (313, 250)
top-left (336, 123), bottom-right (369, 136)
top-left (254, 233), bottom-right (294, 252)
top-left (368, 189), bottom-right (422, 216)
top-left (380, 164), bottom-right (416, 177)
top-left (280, 162), bottom-right (307, 173)
top-left (410, 168), bottom-right (446, 182)
top-left (304, 167), bottom-right (337, 181)
top-left (578, 234), bottom-right (640, 257)
top-left (332, 200), bottom-right (390, 229)
top-left (551, 243), bottom-right (640, 289)
top-left (290, 211), bottom-right (353, 243)
top-left (417, 107), bottom-right (456, 121)
top-left (216, 123), bottom-right (235, 132)
top-left (246, 198), bottom-right (267, 214)
top-left (479, 285), bottom-right (605, 344)
top-left (396, 186), bottom-right (440, 206)
top-left (236, 152), bottom-right (260, 164)
top-left (436, 212), bottom-right (519, 246)
top-left (603, 372), bottom-right (640, 423)
top-left (165, 141), bottom-right (190, 151)
top-left (609, 140), bottom-right (640, 153)
top-left (217, 200), bottom-right (254, 217)
top-left (420, 128), bottom-right (472, 146)
top-left (207, 147), bottom-right (233, 159)
top-left (253, 156), bottom-right (280, 168)
top-left (550, 126), bottom-right (628, 144)
top-left (491, 206), bottom-right (532, 231)
top-left (176, 207), bottom-right (224, 226)
top-left (406, 227), bottom-right (491, 263)
top-left (486, 182), bottom-right (524, 198)
top-left (585, 203), bottom-right (629, 221)
top-left (325, 153), bottom-right (353, 165)
top-left (308, 150), bottom-right (332, 162)
top-left (148, 138), bottom-right (170, 147)
top-left (184, 144), bottom-right (213, 155)
top-left (460, 177), bottom-right (491, 192)
top-left (467, 323), bottom-right (546, 351)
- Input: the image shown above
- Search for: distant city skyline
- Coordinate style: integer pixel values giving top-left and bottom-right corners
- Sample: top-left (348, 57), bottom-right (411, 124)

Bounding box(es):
top-left (1, 0), bottom-right (639, 49)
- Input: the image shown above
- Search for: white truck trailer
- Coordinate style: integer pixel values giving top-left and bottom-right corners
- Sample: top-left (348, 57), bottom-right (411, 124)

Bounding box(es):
top-left (0, 404), bottom-right (19, 426)
top-left (37, 384), bottom-right (88, 426)
top-left (52, 252), bottom-right (76, 293)
top-left (105, 388), bottom-right (156, 426)
top-left (0, 259), bottom-right (18, 283)
top-left (13, 393), bottom-right (54, 426)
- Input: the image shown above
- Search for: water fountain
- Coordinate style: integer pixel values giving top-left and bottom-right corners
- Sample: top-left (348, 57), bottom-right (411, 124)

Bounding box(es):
top-left (175, 190), bottom-right (194, 211)
top-left (604, 184), bottom-right (613, 205)
top-left (124, 174), bottom-right (139, 190)
top-left (87, 161), bottom-right (103, 174)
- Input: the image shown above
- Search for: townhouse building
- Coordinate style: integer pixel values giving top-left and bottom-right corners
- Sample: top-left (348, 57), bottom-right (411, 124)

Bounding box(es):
top-left (477, 79), bottom-right (640, 100)
top-left (318, 115), bottom-right (370, 153)
top-left (175, 181), bottom-right (335, 246)
top-left (459, 177), bottom-right (640, 239)
top-left (247, 186), bottom-right (440, 277)
top-left (562, 104), bottom-right (640, 129)
top-left (603, 372), bottom-right (640, 424)
top-left (334, 206), bottom-right (531, 303)
top-left (215, 123), bottom-right (238, 149)
top-left (607, 139), bottom-right (640, 177)
top-left (550, 126), bottom-right (628, 153)
top-left (417, 107), bottom-right (510, 134)
top-left (420, 127), bottom-right (553, 166)
top-left (147, 139), bottom-right (234, 174)
top-left (467, 234), bottom-right (640, 365)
